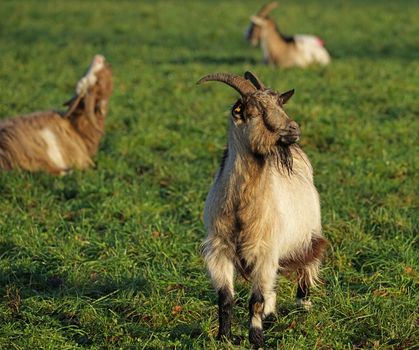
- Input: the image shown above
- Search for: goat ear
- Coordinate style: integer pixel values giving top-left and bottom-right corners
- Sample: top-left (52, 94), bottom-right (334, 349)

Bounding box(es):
top-left (250, 15), bottom-right (266, 26)
top-left (279, 89), bottom-right (295, 105)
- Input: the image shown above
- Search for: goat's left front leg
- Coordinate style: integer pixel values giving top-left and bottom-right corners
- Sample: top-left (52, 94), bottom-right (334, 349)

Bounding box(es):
top-left (249, 288), bottom-right (265, 349)
top-left (249, 266), bottom-right (277, 349)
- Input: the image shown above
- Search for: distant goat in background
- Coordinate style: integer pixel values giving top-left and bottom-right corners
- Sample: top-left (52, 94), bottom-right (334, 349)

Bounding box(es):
top-left (198, 71), bottom-right (327, 348)
top-left (246, 2), bottom-right (331, 68)
top-left (0, 55), bottom-right (113, 175)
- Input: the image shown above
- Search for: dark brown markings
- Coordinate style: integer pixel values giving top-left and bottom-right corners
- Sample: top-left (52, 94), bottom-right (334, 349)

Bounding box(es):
top-left (278, 235), bottom-right (328, 271)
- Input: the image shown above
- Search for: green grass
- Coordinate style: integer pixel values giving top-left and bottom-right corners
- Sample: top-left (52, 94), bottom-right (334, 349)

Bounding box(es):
top-left (0, 0), bottom-right (418, 349)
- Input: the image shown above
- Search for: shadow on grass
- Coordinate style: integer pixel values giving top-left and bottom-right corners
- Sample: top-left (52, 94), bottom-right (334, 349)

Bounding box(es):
top-left (169, 323), bottom-right (205, 342)
top-left (0, 242), bottom-right (150, 300)
top-left (152, 55), bottom-right (259, 66)
top-left (331, 43), bottom-right (418, 61)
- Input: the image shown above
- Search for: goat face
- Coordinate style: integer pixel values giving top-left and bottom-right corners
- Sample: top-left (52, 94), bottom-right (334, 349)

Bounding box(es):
top-left (245, 23), bottom-right (261, 47)
top-left (231, 88), bottom-right (299, 156)
top-left (246, 2), bottom-right (278, 46)
top-left (63, 55), bottom-right (113, 127)
top-left (89, 63), bottom-right (113, 106)
top-left (250, 15), bottom-right (277, 35)
top-left (198, 71), bottom-right (299, 158)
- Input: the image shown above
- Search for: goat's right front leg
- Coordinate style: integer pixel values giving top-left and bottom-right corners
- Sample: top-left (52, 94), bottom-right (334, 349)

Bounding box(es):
top-left (217, 284), bottom-right (234, 340)
top-left (205, 250), bottom-right (235, 340)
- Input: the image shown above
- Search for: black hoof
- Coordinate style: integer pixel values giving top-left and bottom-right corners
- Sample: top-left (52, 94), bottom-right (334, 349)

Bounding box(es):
top-left (263, 313), bottom-right (277, 328)
top-left (232, 334), bottom-right (244, 345)
top-left (249, 327), bottom-right (264, 349)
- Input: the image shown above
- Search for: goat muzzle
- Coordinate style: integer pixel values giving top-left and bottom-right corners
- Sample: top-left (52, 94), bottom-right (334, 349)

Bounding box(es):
top-left (278, 120), bottom-right (300, 145)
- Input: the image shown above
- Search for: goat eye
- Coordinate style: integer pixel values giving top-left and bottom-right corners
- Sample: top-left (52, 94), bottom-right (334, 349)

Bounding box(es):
top-left (232, 101), bottom-right (244, 121)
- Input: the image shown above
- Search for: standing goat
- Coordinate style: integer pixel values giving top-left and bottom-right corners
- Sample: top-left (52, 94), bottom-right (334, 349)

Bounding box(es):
top-left (198, 72), bottom-right (327, 348)
top-left (0, 55), bottom-right (113, 175)
top-left (248, 4), bottom-right (331, 67)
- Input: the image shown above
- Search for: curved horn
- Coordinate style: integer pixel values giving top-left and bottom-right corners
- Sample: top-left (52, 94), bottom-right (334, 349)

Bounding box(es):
top-left (62, 94), bottom-right (82, 118)
top-left (244, 71), bottom-right (265, 90)
top-left (197, 73), bottom-right (256, 97)
top-left (258, 2), bottom-right (279, 17)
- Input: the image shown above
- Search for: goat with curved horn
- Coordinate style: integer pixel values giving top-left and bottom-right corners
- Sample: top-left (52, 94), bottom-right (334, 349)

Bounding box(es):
top-left (199, 71), bottom-right (327, 348)
top-left (248, 3), bottom-right (331, 67)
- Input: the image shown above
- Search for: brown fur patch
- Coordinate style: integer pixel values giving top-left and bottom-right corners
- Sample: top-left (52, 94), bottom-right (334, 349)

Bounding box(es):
top-left (253, 302), bottom-right (264, 314)
top-left (278, 235), bottom-right (328, 272)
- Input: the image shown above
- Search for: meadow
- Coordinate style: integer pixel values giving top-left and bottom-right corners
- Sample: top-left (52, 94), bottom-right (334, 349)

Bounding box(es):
top-left (0, 0), bottom-right (418, 349)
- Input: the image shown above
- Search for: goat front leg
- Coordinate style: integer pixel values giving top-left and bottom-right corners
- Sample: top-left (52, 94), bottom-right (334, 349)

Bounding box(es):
top-left (249, 265), bottom-right (277, 349)
top-left (205, 250), bottom-right (235, 341)
top-left (249, 288), bottom-right (264, 348)
top-left (217, 285), bottom-right (234, 340)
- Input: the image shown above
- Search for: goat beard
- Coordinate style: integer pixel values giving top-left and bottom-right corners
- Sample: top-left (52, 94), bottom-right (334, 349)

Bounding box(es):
top-left (272, 144), bottom-right (293, 174)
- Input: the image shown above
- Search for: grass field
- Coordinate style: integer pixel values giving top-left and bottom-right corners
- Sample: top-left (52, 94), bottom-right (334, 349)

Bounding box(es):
top-left (0, 0), bottom-right (418, 349)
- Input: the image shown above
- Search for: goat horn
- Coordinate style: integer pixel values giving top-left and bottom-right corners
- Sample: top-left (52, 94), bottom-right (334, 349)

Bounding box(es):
top-left (258, 2), bottom-right (279, 17)
top-left (197, 73), bottom-right (256, 97)
top-left (62, 94), bottom-right (82, 118)
top-left (244, 71), bottom-right (265, 90)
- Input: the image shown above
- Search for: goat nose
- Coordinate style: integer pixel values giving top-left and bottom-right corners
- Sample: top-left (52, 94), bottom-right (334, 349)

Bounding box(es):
top-left (288, 120), bottom-right (299, 132)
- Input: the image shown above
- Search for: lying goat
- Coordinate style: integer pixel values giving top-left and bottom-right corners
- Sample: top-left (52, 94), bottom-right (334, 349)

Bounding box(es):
top-left (198, 72), bottom-right (327, 348)
top-left (245, 2), bottom-right (279, 47)
top-left (249, 7), bottom-right (331, 67)
top-left (0, 55), bottom-right (113, 175)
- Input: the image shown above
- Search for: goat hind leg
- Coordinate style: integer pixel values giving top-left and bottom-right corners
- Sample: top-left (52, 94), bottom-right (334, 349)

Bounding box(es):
top-left (296, 279), bottom-right (312, 310)
top-left (296, 262), bottom-right (320, 310)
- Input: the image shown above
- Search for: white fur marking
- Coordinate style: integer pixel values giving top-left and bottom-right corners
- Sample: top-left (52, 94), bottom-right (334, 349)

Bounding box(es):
top-left (39, 128), bottom-right (66, 169)
top-left (251, 315), bottom-right (262, 329)
top-left (263, 291), bottom-right (276, 317)
top-left (76, 55), bottom-right (105, 95)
